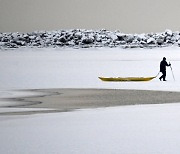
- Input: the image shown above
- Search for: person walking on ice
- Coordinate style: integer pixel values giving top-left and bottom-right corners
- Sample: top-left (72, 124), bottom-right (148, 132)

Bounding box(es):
top-left (159, 57), bottom-right (171, 81)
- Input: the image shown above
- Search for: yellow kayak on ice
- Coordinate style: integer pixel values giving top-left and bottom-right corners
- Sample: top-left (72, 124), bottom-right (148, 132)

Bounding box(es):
top-left (98, 76), bottom-right (156, 82)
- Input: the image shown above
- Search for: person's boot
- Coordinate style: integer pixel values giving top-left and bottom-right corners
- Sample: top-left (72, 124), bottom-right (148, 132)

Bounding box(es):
top-left (163, 78), bottom-right (166, 81)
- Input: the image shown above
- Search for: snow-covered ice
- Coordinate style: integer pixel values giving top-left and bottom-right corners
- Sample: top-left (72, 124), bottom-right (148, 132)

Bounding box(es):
top-left (1, 103), bottom-right (180, 154)
top-left (0, 46), bottom-right (180, 91)
top-left (1, 46), bottom-right (180, 154)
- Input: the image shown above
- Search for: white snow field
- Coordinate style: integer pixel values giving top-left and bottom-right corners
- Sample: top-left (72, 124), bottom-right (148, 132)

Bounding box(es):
top-left (0, 47), bottom-right (180, 154)
top-left (0, 47), bottom-right (180, 91)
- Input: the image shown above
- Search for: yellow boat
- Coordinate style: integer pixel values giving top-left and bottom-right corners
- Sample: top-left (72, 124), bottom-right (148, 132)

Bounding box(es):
top-left (98, 76), bottom-right (156, 82)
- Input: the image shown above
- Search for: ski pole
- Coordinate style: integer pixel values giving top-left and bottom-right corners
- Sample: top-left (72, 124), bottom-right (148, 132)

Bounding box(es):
top-left (169, 62), bottom-right (175, 81)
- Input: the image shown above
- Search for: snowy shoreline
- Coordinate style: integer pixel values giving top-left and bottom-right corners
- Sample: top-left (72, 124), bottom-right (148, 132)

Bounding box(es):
top-left (1, 29), bottom-right (180, 49)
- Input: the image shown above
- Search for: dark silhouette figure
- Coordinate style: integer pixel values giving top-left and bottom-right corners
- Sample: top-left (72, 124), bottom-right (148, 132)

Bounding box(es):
top-left (159, 57), bottom-right (171, 81)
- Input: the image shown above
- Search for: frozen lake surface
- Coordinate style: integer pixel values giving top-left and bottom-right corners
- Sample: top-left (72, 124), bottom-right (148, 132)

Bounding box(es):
top-left (0, 47), bottom-right (180, 154)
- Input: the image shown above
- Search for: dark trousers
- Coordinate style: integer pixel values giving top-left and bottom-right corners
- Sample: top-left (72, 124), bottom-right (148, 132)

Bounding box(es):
top-left (159, 71), bottom-right (166, 81)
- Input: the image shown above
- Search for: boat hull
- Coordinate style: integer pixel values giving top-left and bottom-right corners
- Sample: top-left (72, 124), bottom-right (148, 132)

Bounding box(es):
top-left (98, 76), bottom-right (156, 82)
